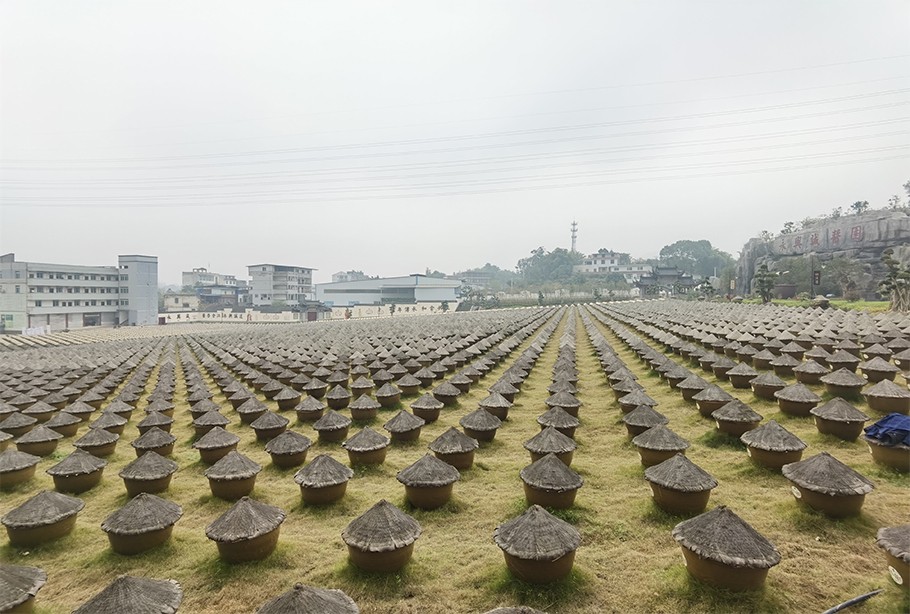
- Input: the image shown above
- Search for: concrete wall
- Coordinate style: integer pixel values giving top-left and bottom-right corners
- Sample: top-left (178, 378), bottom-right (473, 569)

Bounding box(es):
top-left (158, 308), bottom-right (323, 323)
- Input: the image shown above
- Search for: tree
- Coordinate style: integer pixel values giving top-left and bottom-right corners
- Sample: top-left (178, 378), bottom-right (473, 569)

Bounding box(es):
top-left (825, 257), bottom-right (865, 300)
top-left (830, 206), bottom-right (843, 219)
top-left (658, 239), bottom-right (734, 277)
top-left (780, 221), bottom-right (796, 235)
top-left (592, 288), bottom-right (602, 301)
top-left (516, 247), bottom-right (582, 284)
top-left (537, 291), bottom-right (545, 306)
top-left (759, 230), bottom-right (775, 242)
top-left (753, 264), bottom-right (775, 303)
top-left (850, 201), bottom-right (869, 215)
top-left (424, 269), bottom-right (447, 278)
top-left (696, 278), bottom-right (716, 298)
top-left (888, 194), bottom-right (904, 210)
top-left (879, 249), bottom-right (910, 312)
top-left (440, 300), bottom-right (449, 313)
top-left (388, 303), bottom-right (397, 316)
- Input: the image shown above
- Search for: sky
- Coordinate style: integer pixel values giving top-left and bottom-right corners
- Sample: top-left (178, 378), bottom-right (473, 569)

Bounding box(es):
top-left (1, 1), bottom-right (908, 285)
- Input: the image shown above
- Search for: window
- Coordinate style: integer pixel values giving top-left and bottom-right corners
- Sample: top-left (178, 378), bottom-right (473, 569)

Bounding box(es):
top-left (120, 274), bottom-right (128, 281)
top-left (14, 285), bottom-right (20, 294)
top-left (14, 270), bottom-right (21, 279)
top-left (34, 300), bottom-right (42, 307)
top-left (52, 300), bottom-right (59, 307)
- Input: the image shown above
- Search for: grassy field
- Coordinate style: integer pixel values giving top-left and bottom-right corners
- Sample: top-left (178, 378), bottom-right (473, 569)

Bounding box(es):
top-left (2, 308), bottom-right (908, 613)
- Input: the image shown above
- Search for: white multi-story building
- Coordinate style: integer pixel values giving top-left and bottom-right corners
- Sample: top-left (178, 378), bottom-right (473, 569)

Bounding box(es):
top-left (181, 267), bottom-right (238, 288)
top-left (0, 253), bottom-right (158, 331)
top-left (331, 270), bottom-right (371, 283)
top-left (248, 263), bottom-right (315, 307)
top-left (316, 274), bottom-right (460, 307)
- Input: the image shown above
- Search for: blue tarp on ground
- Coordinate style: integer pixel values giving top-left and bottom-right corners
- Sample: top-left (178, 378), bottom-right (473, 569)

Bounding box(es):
top-left (864, 413), bottom-right (910, 446)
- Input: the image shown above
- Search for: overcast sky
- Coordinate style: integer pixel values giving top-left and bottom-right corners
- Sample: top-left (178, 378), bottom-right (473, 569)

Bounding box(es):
top-left (1, 1), bottom-right (908, 285)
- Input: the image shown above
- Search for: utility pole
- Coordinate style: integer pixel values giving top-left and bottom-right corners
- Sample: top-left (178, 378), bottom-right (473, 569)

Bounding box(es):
top-left (570, 220), bottom-right (578, 253)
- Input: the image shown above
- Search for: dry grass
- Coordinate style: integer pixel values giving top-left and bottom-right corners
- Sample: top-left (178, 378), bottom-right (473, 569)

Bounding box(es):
top-left (2, 309), bottom-right (909, 613)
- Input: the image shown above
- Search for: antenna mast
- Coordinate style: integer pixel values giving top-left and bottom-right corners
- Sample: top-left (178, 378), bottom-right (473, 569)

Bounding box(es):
top-left (570, 220), bottom-right (578, 253)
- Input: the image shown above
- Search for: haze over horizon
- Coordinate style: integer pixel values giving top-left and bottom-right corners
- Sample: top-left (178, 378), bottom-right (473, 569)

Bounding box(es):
top-left (1, 1), bottom-right (908, 285)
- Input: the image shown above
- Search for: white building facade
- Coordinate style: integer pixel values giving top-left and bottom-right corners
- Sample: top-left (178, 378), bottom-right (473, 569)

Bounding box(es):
top-left (0, 253), bottom-right (158, 332)
top-left (316, 274), bottom-right (460, 307)
top-left (248, 263), bottom-right (315, 306)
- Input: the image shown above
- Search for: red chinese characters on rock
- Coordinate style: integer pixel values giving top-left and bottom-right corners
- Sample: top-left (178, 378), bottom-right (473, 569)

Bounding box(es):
top-left (850, 225), bottom-right (864, 242)
top-left (831, 228), bottom-right (842, 245)
top-left (809, 232), bottom-right (820, 248)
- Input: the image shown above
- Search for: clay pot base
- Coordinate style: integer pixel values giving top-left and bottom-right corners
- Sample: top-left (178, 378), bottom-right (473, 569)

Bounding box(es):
top-left (16, 441), bottom-right (59, 457)
top-left (695, 401), bottom-right (727, 418)
top-left (715, 420), bottom-right (758, 437)
top-left (751, 385), bottom-right (783, 401)
top-left (254, 427), bottom-right (286, 442)
top-left (728, 375), bottom-right (754, 389)
top-left (814, 418), bottom-right (863, 441)
top-left (350, 409), bottom-right (378, 421)
top-left (270, 451), bottom-right (308, 468)
top-left (377, 395), bottom-right (400, 408)
top-left (523, 483), bottom-right (578, 509)
top-left (778, 400), bottom-right (817, 417)
top-left (6, 515), bottom-right (77, 546)
top-left (78, 442), bottom-right (117, 458)
top-left (434, 450), bottom-right (475, 470)
top-left (637, 447), bottom-right (683, 468)
top-left (198, 444), bottom-right (238, 465)
top-left (746, 446), bottom-right (803, 471)
top-left (530, 450), bottom-right (573, 466)
top-left (107, 526), bottom-right (174, 555)
top-left (347, 448), bottom-right (387, 466)
top-left (317, 428), bottom-right (349, 443)
top-left (680, 547), bottom-right (769, 591)
top-left (464, 428), bottom-right (496, 442)
top-left (482, 407), bottom-right (509, 421)
top-left (649, 483), bottom-right (711, 515)
top-left (347, 542), bottom-right (414, 572)
top-left (135, 444), bottom-right (174, 458)
top-left (215, 527), bottom-right (280, 563)
top-left (326, 398), bottom-right (351, 411)
top-left (867, 440), bottom-right (910, 472)
top-left (0, 465), bottom-right (37, 490)
top-left (866, 397), bottom-right (910, 415)
top-left (390, 429), bottom-right (421, 443)
top-left (789, 485), bottom-right (865, 517)
top-left (823, 385), bottom-right (863, 399)
top-left (412, 409), bottom-right (440, 423)
top-left (405, 484), bottom-right (453, 510)
top-left (209, 476), bottom-right (256, 500)
top-left (296, 411), bottom-right (325, 423)
top-left (123, 475), bottom-right (173, 497)
top-left (6, 594), bottom-right (35, 613)
top-left (884, 552), bottom-right (910, 593)
top-left (503, 550), bottom-right (575, 584)
top-left (794, 373), bottom-right (824, 385)
top-left (301, 482), bottom-right (348, 505)
top-left (52, 469), bottom-right (103, 494)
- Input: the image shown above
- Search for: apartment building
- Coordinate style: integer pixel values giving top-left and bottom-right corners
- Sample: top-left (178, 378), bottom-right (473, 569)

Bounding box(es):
top-left (0, 253), bottom-right (158, 332)
top-left (247, 263), bottom-right (315, 307)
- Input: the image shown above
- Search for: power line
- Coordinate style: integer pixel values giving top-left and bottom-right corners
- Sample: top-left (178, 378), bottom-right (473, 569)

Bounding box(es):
top-left (4, 102), bottom-right (908, 172)
top-left (4, 130), bottom-right (907, 191)
top-left (3, 154), bottom-right (905, 209)
top-left (5, 146), bottom-right (907, 204)
top-left (4, 90), bottom-right (909, 165)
